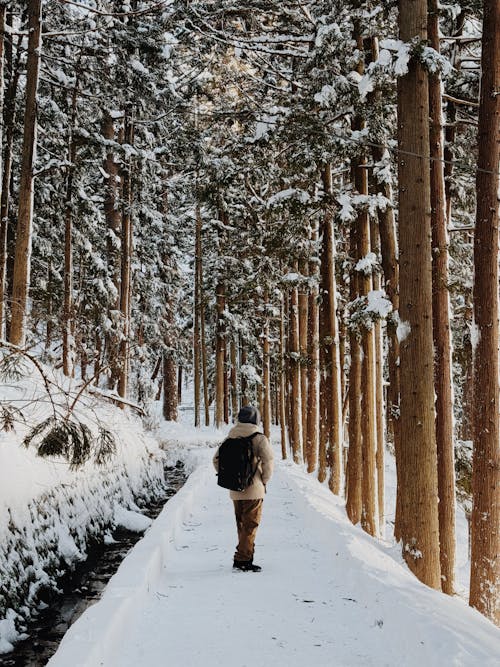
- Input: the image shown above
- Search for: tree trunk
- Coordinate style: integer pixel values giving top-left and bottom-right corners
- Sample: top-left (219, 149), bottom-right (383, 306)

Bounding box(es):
top-left (230, 339), bottom-right (238, 422)
top-left (397, 0), bottom-right (441, 589)
top-left (63, 79), bottom-right (79, 378)
top-left (289, 274), bottom-right (302, 463)
top-left (117, 110), bottom-right (133, 401)
top-left (306, 222), bottom-right (319, 472)
top-left (320, 166), bottom-right (343, 494)
top-left (469, 0), bottom-right (500, 625)
top-left (298, 259), bottom-right (308, 454)
top-left (262, 293), bottom-right (271, 438)
top-left (371, 218), bottom-right (385, 535)
top-left (428, 0), bottom-right (456, 595)
top-left (9, 0), bottom-right (42, 346)
top-left (279, 297), bottom-right (287, 459)
top-left (193, 203), bottom-right (202, 427)
top-left (0, 5), bottom-right (4, 336)
top-left (215, 282), bottom-right (226, 428)
top-left (355, 157), bottom-right (378, 536)
top-left (163, 350), bottom-right (178, 421)
top-left (177, 365), bottom-right (183, 405)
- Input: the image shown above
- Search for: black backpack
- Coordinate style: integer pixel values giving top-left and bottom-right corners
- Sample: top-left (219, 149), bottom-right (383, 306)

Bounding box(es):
top-left (217, 432), bottom-right (261, 492)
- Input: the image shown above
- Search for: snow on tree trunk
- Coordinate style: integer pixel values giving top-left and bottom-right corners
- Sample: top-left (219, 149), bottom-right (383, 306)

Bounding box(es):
top-left (470, 0), bottom-right (500, 626)
top-left (9, 0), bottom-right (42, 347)
top-left (397, 0), bottom-right (441, 589)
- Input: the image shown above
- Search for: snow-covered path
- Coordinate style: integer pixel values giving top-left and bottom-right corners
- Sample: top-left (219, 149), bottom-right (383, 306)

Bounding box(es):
top-left (49, 450), bottom-right (500, 667)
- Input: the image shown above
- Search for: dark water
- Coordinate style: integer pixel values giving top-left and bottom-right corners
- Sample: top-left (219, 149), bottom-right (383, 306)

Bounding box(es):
top-left (0, 462), bottom-right (186, 667)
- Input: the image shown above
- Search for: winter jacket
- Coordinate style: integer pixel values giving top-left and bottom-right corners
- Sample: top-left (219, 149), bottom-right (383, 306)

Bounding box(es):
top-left (213, 422), bottom-right (274, 500)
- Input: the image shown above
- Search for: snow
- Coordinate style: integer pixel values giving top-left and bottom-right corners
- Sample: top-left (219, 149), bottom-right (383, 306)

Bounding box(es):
top-left (366, 290), bottom-right (393, 318)
top-left (396, 319), bottom-right (411, 343)
top-left (355, 252), bottom-right (378, 275)
top-left (267, 188), bottom-right (310, 207)
top-left (114, 507), bottom-right (152, 533)
top-left (47, 447), bottom-right (500, 667)
top-left (0, 365), bottom-right (166, 651)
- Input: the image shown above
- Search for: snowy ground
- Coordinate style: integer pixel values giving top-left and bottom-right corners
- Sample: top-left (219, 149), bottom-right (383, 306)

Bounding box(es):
top-left (0, 366), bottom-right (167, 653)
top-left (48, 444), bottom-right (500, 667)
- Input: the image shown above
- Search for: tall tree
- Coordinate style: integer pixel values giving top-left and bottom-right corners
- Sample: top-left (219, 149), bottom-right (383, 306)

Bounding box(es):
top-left (9, 0), bottom-right (42, 346)
top-left (428, 0), bottom-right (456, 595)
top-left (397, 0), bottom-right (441, 588)
top-left (470, 0), bottom-right (500, 625)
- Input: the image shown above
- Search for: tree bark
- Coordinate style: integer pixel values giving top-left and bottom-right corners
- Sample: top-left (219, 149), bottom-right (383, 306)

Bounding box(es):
top-left (63, 78), bottom-right (79, 378)
top-left (428, 0), bottom-right (456, 595)
top-left (397, 0), bottom-right (441, 589)
top-left (298, 259), bottom-right (308, 454)
top-left (215, 282), bottom-right (226, 428)
top-left (346, 268), bottom-right (362, 522)
top-left (117, 110), bottom-right (133, 401)
top-left (469, 0), bottom-right (500, 625)
top-left (306, 222), bottom-right (319, 472)
top-left (262, 293), bottom-right (271, 438)
top-left (289, 272), bottom-right (302, 463)
top-left (279, 297), bottom-right (287, 459)
top-left (9, 0), bottom-right (42, 346)
top-left (354, 151), bottom-right (378, 536)
top-left (193, 203), bottom-right (202, 427)
top-left (371, 218), bottom-right (385, 535)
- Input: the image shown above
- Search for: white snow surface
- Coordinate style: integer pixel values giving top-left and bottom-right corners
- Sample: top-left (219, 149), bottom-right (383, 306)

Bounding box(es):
top-left (48, 447), bottom-right (500, 667)
top-left (0, 366), bottom-right (166, 652)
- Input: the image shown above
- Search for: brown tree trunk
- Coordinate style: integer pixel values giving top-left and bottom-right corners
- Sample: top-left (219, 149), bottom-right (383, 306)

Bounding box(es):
top-left (262, 294), bottom-right (271, 438)
top-left (355, 159), bottom-right (378, 536)
top-left (102, 110), bottom-right (121, 386)
top-left (63, 79), bottom-right (79, 377)
top-left (0, 5), bottom-right (4, 336)
top-left (346, 217), bottom-right (362, 523)
top-left (177, 365), bottom-right (183, 405)
top-left (230, 339), bottom-right (238, 421)
top-left (371, 218), bottom-right (385, 535)
top-left (240, 342), bottom-right (248, 407)
top-left (306, 222), bottom-right (319, 472)
top-left (298, 260), bottom-right (308, 454)
top-left (289, 275), bottom-right (302, 463)
top-left (469, 0), bottom-right (500, 625)
top-left (163, 351), bottom-right (178, 421)
top-left (429, 0), bottom-right (456, 595)
top-left (320, 166), bottom-right (343, 494)
top-left (279, 298), bottom-right (287, 459)
top-left (117, 110), bottom-right (133, 401)
top-left (215, 282), bottom-right (226, 428)
top-left (397, 0), bottom-right (441, 589)
top-left (9, 0), bottom-right (42, 346)
top-left (193, 203), bottom-right (202, 427)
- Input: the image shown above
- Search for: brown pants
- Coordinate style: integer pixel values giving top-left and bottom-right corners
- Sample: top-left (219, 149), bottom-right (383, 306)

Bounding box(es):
top-left (233, 499), bottom-right (263, 562)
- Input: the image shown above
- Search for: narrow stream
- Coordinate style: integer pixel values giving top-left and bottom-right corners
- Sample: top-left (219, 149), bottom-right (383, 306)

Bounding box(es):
top-left (0, 461), bottom-right (187, 667)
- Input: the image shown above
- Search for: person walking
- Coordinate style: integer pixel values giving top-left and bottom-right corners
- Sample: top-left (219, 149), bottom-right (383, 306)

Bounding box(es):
top-left (213, 405), bottom-right (274, 572)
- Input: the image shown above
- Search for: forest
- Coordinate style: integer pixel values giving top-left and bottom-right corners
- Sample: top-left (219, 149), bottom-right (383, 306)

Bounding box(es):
top-left (0, 0), bottom-right (499, 652)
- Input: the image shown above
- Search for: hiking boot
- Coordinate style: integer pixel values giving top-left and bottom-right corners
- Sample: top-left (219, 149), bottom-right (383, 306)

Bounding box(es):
top-left (233, 560), bottom-right (262, 572)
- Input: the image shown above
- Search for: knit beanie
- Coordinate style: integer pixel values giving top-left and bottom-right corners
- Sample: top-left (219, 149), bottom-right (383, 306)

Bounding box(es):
top-left (237, 405), bottom-right (261, 425)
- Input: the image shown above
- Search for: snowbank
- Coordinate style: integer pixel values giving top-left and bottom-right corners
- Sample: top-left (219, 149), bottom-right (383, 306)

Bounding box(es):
top-left (0, 367), bottom-right (167, 653)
